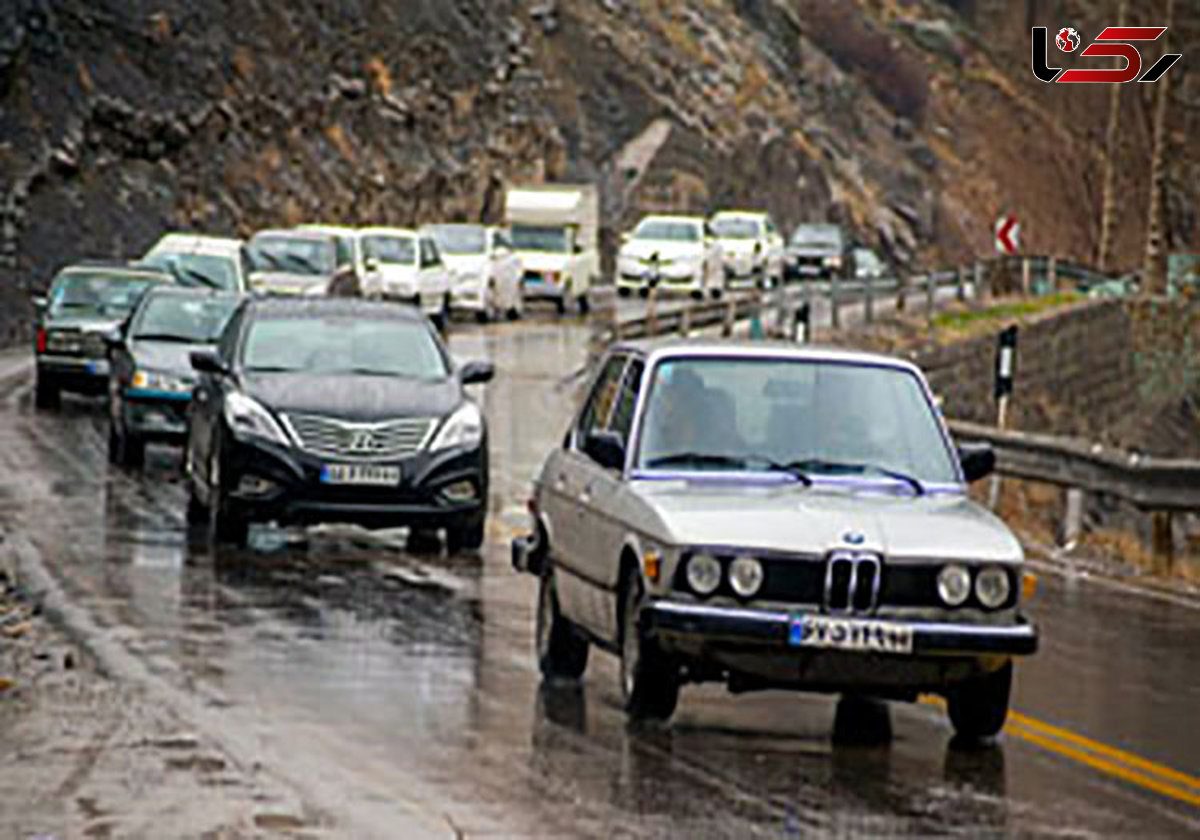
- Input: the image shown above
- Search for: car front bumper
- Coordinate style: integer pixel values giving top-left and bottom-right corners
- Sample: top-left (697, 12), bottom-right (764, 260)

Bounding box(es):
top-left (220, 434), bottom-right (487, 529)
top-left (121, 390), bottom-right (191, 442)
top-left (37, 355), bottom-right (109, 394)
top-left (644, 601), bottom-right (1038, 657)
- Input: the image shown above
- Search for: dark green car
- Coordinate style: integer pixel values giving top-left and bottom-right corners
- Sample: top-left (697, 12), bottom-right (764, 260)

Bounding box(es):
top-left (106, 286), bottom-right (241, 467)
top-left (33, 262), bottom-right (172, 408)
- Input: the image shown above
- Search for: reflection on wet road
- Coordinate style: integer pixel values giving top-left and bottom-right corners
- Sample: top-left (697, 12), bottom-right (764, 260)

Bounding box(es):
top-left (1, 321), bottom-right (1198, 837)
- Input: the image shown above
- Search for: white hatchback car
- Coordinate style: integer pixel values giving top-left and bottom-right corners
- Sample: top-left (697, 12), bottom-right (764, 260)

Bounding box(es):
top-left (423, 224), bottom-right (523, 322)
top-left (358, 227), bottom-right (452, 328)
top-left (141, 234), bottom-right (249, 293)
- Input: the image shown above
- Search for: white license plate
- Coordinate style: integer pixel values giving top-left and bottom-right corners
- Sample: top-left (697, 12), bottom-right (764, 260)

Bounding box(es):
top-left (789, 616), bottom-right (914, 655)
top-left (320, 464), bottom-right (401, 486)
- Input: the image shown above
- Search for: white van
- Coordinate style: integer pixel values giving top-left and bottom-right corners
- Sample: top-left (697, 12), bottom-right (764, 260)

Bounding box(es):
top-left (505, 185), bottom-right (600, 314)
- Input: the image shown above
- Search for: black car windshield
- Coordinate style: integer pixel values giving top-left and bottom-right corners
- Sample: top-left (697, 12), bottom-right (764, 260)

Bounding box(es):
top-left (246, 235), bottom-right (335, 276)
top-left (132, 294), bottom-right (239, 343)
top-left (633, 220), bottom-right (701, 242)
top-left (242, 317), bottom-right (449, 379)
top-left (427, 226), bottom-right (487, 255)
top-left (48, 271), bottom-right (159, 319)
top-left (361, 235), bottom-right (416, 265)
top-left (711, 218), bottom-right (760, 239)
top-left (636, 357), bottom-right (958, 485)
top-left (509, 225), bottom-right (570, 253)
top-left (142, 253), bottom-right (239, 290)
top-left (791, 225), bottom-right (843, 250)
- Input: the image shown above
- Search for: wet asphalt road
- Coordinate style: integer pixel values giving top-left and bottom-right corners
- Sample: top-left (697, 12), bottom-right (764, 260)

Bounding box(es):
top-left (1, 318), bottom-right (1199, 838)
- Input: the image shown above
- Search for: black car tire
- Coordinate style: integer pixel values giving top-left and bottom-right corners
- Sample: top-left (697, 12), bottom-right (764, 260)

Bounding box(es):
top-left (506, 306), bottom-right (521, 321)
top-left (710, 287), bottom-right (723, 300)
top-left (185, 485), bottom-right (207, 526)
top-left (207, 446), bottom-right (249, 548)
top-left (617, 287), bottom-right (631, 298)
top-left (536, 570), bottom-right (589, 680)
top-left (577, 293), bottom-right (590, 316)
top-left (554, 296), bottom-right (567, 315)
top-left (34, 373), bottom-right (60, 410)
top-left (446, 512), bottom-right (486, 554)
top-left (475, 309), bottom-right (490, 325)
top-left (619, 570), bottom-right (679, 721)
top-left (947, 661), bottom-right (1012, 740)
top-left (109, 422), bottom-right (145, 468)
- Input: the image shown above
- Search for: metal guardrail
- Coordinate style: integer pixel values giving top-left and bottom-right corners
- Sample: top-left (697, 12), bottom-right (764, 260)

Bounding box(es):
top-left (949, 420), bottom-right (1200, 512)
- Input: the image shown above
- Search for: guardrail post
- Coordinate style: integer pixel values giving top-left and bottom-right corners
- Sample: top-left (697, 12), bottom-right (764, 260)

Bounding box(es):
top-left (864, 271), bottom-right (874, 324)
top-left (646, 284), bottom-right (659, 337)
top-left (830, 274), bottom-right (841, 330)
top-left (1021, 257), bottom-right (1031, 297)
top-left (925, 272), bottom-right (936, 322)
top-left (679, 299), bottom-right (692, 337)
top-left (1048, 256), bottom-right (1058, 293)
top-left (956, 265), bottom-right (966, 302)
top-left (722, 295), bottom-right (735, 337)
top-left (896, 272), bottom-right (907, 312)
top-left (974, 260), bottom-right (984, 302)
top-left (1061, 487), bottom-right (1085, 548)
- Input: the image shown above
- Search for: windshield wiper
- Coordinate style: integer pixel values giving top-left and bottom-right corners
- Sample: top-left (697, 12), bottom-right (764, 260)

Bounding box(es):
top-left (644, 452), bottom-right (812, 484)
top-left (132, 333), bottom-right (196, 343)
top-left (172, 266), bottom-right (223, 289)
top-left (789, 459), bottom-right (925, 495)
top-left (244, 365), bottom-right (301, 373)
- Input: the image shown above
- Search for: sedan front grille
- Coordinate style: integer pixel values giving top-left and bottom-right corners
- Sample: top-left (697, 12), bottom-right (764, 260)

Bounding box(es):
top-left (282, 413), bottom-right (436, 460)
top-left (45, 329), bottom-right (106, 358)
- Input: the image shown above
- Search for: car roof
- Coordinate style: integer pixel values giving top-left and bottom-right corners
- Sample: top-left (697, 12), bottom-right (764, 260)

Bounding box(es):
top-left (147, 234), bottom-right (243, 255)
top-left (298, 224), bottom-right (359, 236)
top-left (250, 228), bottom-right (335, 242)
top-left (359, 226), bottom-right (421, 238)
top-left (59, 261), bottom-right (172, 280)
top-left (422, 223), bottom-right (485, 231)
top-left (710, 210), bottom-right (768, 220)
top-left (244, 296), bottom-right (426, 322)
top-left (608, 338), bottom-right (922, 375)
top-left (637, 214), bottom-right (706, 225)
top-left (139, 284), bottom-right (241, 300)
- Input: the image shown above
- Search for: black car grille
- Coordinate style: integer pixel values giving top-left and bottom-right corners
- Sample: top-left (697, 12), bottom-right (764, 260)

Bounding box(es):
top-left (282, 413), bottom-right (435, 460)
top-left (45, 329), bottom-right (105, 358)
top-left (675, 552), bottom-right (949, 612)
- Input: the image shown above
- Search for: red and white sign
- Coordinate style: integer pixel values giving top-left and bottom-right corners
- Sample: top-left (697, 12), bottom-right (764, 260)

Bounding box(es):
top-left (994, 215), bottom-right (1021, 255)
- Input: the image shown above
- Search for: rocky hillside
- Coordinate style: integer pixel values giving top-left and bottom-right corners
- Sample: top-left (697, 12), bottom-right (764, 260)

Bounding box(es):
top-left (2, 0), bottom-right (1197, 343)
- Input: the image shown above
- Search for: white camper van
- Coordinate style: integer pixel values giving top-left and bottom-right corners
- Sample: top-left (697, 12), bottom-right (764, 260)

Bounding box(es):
top-left (504, 185), bottom-right (599, 314)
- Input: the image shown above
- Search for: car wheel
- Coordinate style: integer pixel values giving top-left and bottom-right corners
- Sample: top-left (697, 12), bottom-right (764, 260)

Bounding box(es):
top-left (617, 287), bottom-right (631, 298)
top-left (506, 305), bottom-right (521, 321)
top-left (108, 417), bottom-right (144, 468)
top-left (947, 661), bottom-right (1012, 740)
top-left (34, 373), bottom-right (60, 410)
top-left (689, 289), bottom-right (704, 301)
top-left (554, 296), bottom-right (567, 315)
top-left (577, 293), bottom-right (590, 316)
top-left (185, 483), bottom-right (208, 526)
top-left (619, 570), bottom-right (679, 721)
top-left (710, 286), bottom-right (723, 300)
top-left (475, 308), bottom-right (490, 325)
top-left (208, 448), bottom-right (248, 548)
top-left (536, 570), bottom-right (589, 680)
top-left (446, 512), bottom-right (486, 554)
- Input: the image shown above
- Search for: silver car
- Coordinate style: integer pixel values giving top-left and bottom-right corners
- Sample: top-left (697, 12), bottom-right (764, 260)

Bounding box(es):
top-left (513, 341), bottom-right (1037, 739)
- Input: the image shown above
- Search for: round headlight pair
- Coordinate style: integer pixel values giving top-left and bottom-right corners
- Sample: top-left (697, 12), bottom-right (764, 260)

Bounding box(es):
top-left (937, 564), bottom-right (1011, 609)
top-left (685, 554), bottom-right (763, 598)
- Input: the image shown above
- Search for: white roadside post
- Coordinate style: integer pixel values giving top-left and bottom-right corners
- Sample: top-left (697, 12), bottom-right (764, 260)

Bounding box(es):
top-left (988, 325), bottom-right (1018, 510)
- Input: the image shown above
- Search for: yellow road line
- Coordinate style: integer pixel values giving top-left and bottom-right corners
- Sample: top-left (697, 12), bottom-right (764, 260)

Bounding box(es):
top-left (919, 696), bottom-right (1200, 806)
top-left (1006, 721), bottom-right (1200, 808)
top-left (1008, 711), bottom-right (1200, 794)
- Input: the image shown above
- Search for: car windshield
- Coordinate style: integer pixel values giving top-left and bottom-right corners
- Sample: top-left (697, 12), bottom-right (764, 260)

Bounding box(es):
top-left (633, 220), bottom-right (701, 242)
top-left (510, 225), bottom-right (569, 253)
top-left (142, 252), bottom-right (240, 291)
top-left (242, 316), bottom-right (449, 379)
top-left (792, 226), bottom-right (843, 250)
top-left (361, 235), bottom-right (417, 265)
top-left (635, 357), bottom-right (958, 485)
top-left (427, 226), bottom-right (487, 255)
top-left (711, 218), bottom-right (761, 239)
top-left (131, 294), bottom-right (239, 343)
top-left (855, 249), bottom-right (884, 272)
top-left (246, 235), bottom-right (335, 276)
top-left (48, 271), bottom-right (159, 319)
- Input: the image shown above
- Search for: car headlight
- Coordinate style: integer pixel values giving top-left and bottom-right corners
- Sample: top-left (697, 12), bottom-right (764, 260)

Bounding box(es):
top-left (728, 556), bottom-right (764, 598)
top-left (223, 393), bottom-right (291, 446)
top-left (937, 564), bottom-right (972, 607)
top-left (429, 402), bottom-right (484, 451)
top-left (685, 553), bottom-right (722, 596)
top-left (825, 255), bottom-right (843, 268)
top-left (975, 566), bottom-right (1012, 609)
top-left (131, 369), bottom-right (192, 394)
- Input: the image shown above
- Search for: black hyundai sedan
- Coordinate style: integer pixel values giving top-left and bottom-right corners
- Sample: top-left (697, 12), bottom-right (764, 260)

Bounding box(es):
top-left (107, 287), bottom-right (241, 466)
top-left (185, 297), bottom-right (493, 550)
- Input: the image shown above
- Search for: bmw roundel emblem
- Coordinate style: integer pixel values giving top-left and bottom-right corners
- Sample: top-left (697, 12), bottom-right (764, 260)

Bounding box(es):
top-left (843, 531), bottom-right (866, 546)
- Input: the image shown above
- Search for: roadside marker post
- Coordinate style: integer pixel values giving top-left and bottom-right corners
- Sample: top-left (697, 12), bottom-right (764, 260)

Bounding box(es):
top-left (792, 302), bottom-right (811, 343)
top-left (989, 325), bottom-right (1019, 509)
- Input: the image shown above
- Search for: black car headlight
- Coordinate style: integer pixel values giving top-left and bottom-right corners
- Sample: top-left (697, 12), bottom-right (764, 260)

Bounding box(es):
top-left (224, 393), bottom-right (291, 446)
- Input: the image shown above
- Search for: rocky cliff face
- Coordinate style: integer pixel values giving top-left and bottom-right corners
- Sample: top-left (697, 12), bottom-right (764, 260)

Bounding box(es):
top-left (2, 0), bottom-right (1197, 344)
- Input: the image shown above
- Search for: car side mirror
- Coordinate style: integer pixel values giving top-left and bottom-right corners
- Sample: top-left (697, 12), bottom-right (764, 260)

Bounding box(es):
top-left (190, 349), bottom-right (228, 376)
top-left (583, 429), bottom-right (625, 471)
top-left (101, 327), bottom-right (124, 348)
top-left (958, 443), bottom-right (995, 483)
top-left (620, 232), bottom-right (632, 244)
top-left (364, 256), bottom-right (380, 273)
top-left (31, 295), bottom-right (48, 311)
top-left (459, 360), bottom-right (495, 385)
top-left (573, 242), bottom-right (584, 255)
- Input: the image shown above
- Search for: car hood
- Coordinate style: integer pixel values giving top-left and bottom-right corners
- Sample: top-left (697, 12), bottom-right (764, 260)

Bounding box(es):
top-left (637, 480), bottom-right (1021, 562)
top-left (249, 271), bottom-right (330, 295)
top-left (241, 371), bottom-right (461, 422)
top-left (131, 339), bottom-right (211, 375)
top-left (441, 254), bottom-right (489, 275)
top-left (715, 238), bottom-right (762, 256)
top-left (789, 244), bottom-right (841, 257)
top-left (619, 241), bottom-right (704, 262)
top-left (516, 251), bottom-right (573, 272)
top-left (45, 315), bottom-right (124, 332)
